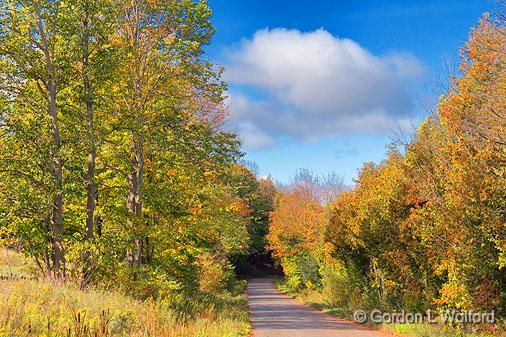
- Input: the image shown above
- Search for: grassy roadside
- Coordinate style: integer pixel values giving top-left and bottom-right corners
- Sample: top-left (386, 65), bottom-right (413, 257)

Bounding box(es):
top-left (274, 278), bottom-right (504, 337)
top-left (0, 249), bottom-right (250, 337)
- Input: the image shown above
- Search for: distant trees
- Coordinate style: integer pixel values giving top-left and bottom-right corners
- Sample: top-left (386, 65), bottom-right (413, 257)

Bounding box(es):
top-left (267, 170), bottom-right (343, 288)
top-left (226, 165), bottom-right (277, 276)
top-left (268, 14), bottom-right (506, 315)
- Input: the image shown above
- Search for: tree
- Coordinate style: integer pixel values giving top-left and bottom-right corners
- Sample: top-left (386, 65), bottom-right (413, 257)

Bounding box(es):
top-left (0, 0), bottom-right (72, 278)
top-left (56, 0), bottom-right (122, 287)
top-left (0, 0), bottom-right (248, 297)
top-left (111, 0), bottom-right (220, 267)
top-left (226, 167), bottom-right (277, 275)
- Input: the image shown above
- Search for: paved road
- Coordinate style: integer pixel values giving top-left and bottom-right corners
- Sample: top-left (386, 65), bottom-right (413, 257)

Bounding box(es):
top-left (247, 278), bottom-right (387, 337)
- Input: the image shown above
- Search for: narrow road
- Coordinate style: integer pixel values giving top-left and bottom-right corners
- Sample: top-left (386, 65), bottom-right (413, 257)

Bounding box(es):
top-left (247, 278), bottom-right (387, 337)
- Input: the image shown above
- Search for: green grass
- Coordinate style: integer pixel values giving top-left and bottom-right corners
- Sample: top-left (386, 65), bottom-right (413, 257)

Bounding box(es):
top-left (0, 248), bottom-right (33, 278)
top-left (0, 249), bottom-right (250, 337)
top-left (380, 322), bottom-right (502, 337)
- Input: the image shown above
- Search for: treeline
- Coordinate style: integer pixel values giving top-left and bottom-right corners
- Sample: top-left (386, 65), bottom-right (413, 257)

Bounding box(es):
top-left (268, 15), bottom-right (506, 315)
top-left (0, 0), bottom-right (273, 298)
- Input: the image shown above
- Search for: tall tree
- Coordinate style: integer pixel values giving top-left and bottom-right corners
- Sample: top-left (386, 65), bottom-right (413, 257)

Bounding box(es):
top-left (0, 0), bottom-right (70, 278)
top-left (61, 0), bottom-right (120, 286)
top-left (113, 0), bottom-right (219, 266)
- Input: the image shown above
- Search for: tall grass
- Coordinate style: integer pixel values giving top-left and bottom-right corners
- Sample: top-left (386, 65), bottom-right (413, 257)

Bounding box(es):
top-left (0, 277), bottom-right (249, 336)
top-left (0, 249), bottom-right (250, 337)
top-left (0, 248), bottom-right (32, 278)
top-left (381, 323), bottom-right (501, 337)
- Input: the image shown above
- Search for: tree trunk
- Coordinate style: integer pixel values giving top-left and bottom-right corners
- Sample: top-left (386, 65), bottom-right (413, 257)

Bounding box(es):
top-left (81, 12), bottom-right (96, 289)
top-left (35, 0), bottom-right (65, 279)
top-left (126, 6), bottom-right (146, 268)
top-left (83, 14), bottom-right (96, 241)
top-left (127, 133), bottom-right (144, 267)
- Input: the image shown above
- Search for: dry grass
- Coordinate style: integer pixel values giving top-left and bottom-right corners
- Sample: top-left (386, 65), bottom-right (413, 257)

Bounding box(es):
top-left (0, 249), bottom-right (250, 337)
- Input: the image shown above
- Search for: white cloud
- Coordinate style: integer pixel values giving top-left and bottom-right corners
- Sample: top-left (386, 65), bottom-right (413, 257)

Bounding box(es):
top-left (224, 28), bottom-right (426, 150)
top-left (236, 121), bottom-right (275, 151)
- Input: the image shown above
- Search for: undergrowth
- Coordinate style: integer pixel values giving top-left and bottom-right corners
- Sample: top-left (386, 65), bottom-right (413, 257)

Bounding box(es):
top-left (0, 249), bottom-right (250, 337)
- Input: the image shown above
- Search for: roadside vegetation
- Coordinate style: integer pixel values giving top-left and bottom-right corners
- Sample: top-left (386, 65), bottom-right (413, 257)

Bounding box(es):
top-left (277, 279), bottom-right (504, 337)
top-left (268, 11), bottom-right (506, 337)
top-left (0, 248), bottom-right (250, 336)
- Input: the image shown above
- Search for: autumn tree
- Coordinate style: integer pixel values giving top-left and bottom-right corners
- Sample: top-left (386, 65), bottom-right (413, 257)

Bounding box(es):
top-left (109, 0), bottom-right (221, 268)
top-left (227, 166), bottom-right (277, 275)
top-left (0, 0), bottom-right (251, 298)
top-left (434, 14), bottom-right (506, 311)
top-left (275, 14), bottom-right (505, 315)
top-left (0, 0), bottom-right (72, 278)
top-left (267, 170), bottom-right (340, 289)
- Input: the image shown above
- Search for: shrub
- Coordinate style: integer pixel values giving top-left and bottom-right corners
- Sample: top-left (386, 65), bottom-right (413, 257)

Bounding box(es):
top-left (196, 252), bottom-right (235, 293)
top-left (281, 254), bottom-right (321, 291)
top-left (321, 262), bottom-right (356, 308)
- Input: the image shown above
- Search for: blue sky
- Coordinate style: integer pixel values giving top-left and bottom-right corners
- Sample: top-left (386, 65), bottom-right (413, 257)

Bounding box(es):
top-left (206, 0), bottom-right (493, 185)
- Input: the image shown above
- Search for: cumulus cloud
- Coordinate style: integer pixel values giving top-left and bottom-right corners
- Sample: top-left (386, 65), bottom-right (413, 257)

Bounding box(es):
top-left (224, 28), bottom-right (426, 150)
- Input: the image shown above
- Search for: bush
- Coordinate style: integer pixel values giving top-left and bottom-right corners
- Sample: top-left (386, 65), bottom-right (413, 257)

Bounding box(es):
top-left (321, 262), bottom-right (362, 309)
top-left (196, 252), bottom-right (236, 293)
top-left (281, 254), bottom-right (321, 291)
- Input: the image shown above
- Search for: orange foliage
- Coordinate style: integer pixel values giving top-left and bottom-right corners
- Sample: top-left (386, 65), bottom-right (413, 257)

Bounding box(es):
top-left (267, 191), bottom-right (326, 259)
